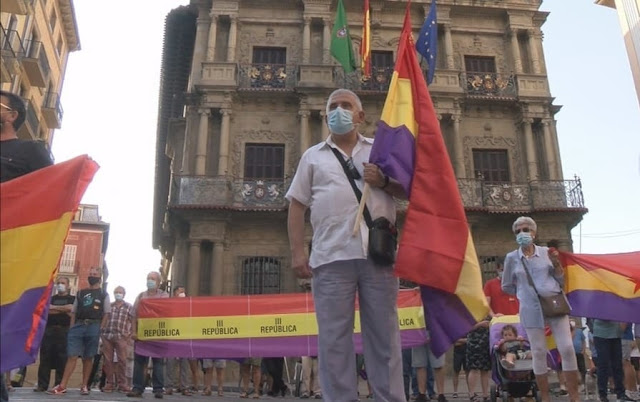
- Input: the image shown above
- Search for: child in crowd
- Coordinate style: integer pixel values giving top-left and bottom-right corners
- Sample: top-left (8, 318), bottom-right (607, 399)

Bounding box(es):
top-left (496, 325), bottom-right (531, 368)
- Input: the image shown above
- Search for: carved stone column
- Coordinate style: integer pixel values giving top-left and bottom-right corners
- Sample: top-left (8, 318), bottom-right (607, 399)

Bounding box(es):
top-left (190, 5), bottom-right (211, 87)
top-left (510, 28), bottom-right (523, 74)
top-left (211, 242), bottom-right (224, 295)
top-left (443, 24), bottom-right (454, 69)
top-left (227, 15), bottom-right (238, 62)
top-left (180, 107), bottom-right (197, 174)
top-left (302, 17), bottom-right (311, 64)
top-left (542, 120), bottom-right (557, 180)
top-left (195, 108), bottom-right (210, 175)
top-left (549, 121), bottom-right (564, 179)
top-left (451, 115), bottom-right (465, 177)
top-left (522, 118), bottom-right (538, 180)
top-left (206, 13), bottom-right (218, 62)
top-left (299, 110), bottom-right (311, 156)
top-left (322, 18), bottom-right (331, 63)
top-left (187, 240), bottom-right (201, 296)
top-left (320, 110), bottom-right (329, 139)
top-left (218, 108), bottom-right (232, 175)
top-left (527, 29), bottom-right (541, 74)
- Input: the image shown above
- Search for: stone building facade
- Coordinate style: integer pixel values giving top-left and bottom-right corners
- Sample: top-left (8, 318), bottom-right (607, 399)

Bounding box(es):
top-left (152, 0), bottom-right (587, 297)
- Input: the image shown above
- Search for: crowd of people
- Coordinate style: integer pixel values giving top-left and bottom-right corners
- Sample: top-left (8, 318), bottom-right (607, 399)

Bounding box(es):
top-left (2, 88), bottom-right (638, 402)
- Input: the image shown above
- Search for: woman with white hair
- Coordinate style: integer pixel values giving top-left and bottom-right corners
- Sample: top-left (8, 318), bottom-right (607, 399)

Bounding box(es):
top-left (501, 216), bottom-right (580, 402)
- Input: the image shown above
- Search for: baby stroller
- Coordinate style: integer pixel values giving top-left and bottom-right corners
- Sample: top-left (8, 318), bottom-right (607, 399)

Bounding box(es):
top-left (489, 315), bottom-right (541, 402)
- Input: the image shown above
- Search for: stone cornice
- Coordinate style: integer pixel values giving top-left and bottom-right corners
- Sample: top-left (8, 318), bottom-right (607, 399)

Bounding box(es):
top-left (58, 0), bottom-right (80, 51)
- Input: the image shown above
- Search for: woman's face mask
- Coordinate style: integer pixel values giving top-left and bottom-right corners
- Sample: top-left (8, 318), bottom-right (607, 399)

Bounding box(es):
top-left (146, 279), bottom-right (157, 290)
top-left (516, 232), bottom-right (533, 247)
top-left (327, 107), bottom-right (354, 135)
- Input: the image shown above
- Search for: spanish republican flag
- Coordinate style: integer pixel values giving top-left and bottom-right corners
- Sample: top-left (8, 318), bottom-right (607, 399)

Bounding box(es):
top-left (561, 251), bottom-right (640, 322)
top-left (0, 155), bottom-right (98, 372)
top-left (368, 3), bottom-right (488, 356)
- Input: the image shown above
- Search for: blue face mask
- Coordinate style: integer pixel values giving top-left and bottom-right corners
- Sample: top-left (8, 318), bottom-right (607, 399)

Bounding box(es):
top-left (146, 280), bottom-right (157, 290)
top-left (327, 107), bottom-right (354, 135)
top-left (516, 232), bottom-right (533, 247)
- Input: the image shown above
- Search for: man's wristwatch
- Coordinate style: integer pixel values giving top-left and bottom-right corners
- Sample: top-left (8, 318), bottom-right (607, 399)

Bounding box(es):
top-left (381, 175), bottom-right (390, 189)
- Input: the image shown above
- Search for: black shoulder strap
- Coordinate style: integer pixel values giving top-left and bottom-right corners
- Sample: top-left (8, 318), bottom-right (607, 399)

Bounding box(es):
top-left (329, 147), bottom-right (373, 228)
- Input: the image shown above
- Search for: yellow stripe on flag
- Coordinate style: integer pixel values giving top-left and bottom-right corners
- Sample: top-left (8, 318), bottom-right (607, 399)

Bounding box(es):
top-left (454, 231), bottom-right (490, 321)
top-left (0, 212), bottom-right (73, 306)
top-left (566, 264), bottom-right (637, 299)
top-left (138, 306), bottom-right (426, 341)
top-left (380, 75), bottom-right (417, 137)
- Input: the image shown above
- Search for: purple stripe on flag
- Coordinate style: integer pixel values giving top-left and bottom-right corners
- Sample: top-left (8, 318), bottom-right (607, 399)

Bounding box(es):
top-left (420, 286), bottom-right (478, 357)
top-left (135, 328), bottom-right (428, 358)
top-left (567, 290), bottom-right (640, 322)
top-left (369, 121), bottom-right (415, 197)
top-left (1, 287), bottom-right (50, 372)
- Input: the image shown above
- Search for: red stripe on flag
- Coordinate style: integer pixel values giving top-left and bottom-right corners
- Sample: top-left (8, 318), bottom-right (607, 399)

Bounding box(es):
top-left (0, 156), bottom-right (99, 230)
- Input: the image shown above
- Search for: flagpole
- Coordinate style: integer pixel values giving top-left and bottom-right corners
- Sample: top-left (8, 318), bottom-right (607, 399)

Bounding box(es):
top-left (352, 183), bottom-right (370, 236)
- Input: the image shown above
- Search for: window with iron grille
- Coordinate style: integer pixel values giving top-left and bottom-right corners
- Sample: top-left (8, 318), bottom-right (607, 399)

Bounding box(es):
top-left (464, 56), bottom-right (496, 73)
top-left (478, 255), bottom-right (503, 284)
top-left (241, 257), bottom-right (282, 295)
top-left (252, 47), bottom-right (286, 64)
top-left (59, 244), bottom-right (77, 273)
top-left (244, 143), bottom-right (285, 179)
top-left (473, 149), bottom-right (510, 183)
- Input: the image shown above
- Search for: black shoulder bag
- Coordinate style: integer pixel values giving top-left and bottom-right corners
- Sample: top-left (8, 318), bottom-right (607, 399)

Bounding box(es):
top-left (330, 147), bottom-right (397, 266)
top-left (521, 256), bottom-right (571, 318)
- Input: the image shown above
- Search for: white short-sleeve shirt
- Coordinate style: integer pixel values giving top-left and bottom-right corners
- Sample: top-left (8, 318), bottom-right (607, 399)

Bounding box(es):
top-left (285, 134), bottom-right (396, 268)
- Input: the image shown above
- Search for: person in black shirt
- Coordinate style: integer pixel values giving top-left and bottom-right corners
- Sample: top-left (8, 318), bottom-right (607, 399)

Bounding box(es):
top-left (34, 277), bottom-right (75, 392)
top-left (0, 90), bottom-right (52, 183)
top-left (48, 268), bottom-right (111, 396)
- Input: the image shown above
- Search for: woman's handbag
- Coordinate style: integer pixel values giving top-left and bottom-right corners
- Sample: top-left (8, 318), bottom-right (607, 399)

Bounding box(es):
top-left (330, 148), bottom-right (397, 266)
top-left (521, 256), bottom-right (571, 318)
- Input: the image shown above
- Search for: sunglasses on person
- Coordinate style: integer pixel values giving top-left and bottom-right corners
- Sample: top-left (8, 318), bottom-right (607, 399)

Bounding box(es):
top-left (515, 228), bottom-right (531, 234)
top-left (0, 103), bottom-right (14, 112)
top-left (346, 157), bottom-right (361, 180)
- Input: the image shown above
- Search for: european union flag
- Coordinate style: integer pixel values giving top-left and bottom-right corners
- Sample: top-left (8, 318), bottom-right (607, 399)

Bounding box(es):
top-left (416, 0), bottom-right (437, 85)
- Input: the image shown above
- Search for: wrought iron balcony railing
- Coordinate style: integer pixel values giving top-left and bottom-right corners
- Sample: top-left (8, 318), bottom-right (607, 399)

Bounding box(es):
top-left (22, 39), bottom-right (50, 87)
top-left (457, 178), bottom-right (585, 211)
top-left (170, 175), bottom-right (584, 213)
top-left (170, 176), bottom-right (289, 209)
top-left (238, 63), bottom-right (296, 90)
top-left (42, 91), bottom-right (63, 128)
top-left (464, 71), bottom-right (516, 98)
top-left (1, 28), bottom-right (25, 59)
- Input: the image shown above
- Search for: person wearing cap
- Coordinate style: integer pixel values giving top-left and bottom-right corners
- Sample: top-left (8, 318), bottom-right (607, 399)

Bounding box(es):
top-left (0, 90), bottom-right (52, 183)
top-left (48, 268), bottom-right (111, 396)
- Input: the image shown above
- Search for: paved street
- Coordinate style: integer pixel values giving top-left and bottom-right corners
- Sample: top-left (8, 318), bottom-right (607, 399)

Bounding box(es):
top-left (6, 386), bottom-right (580, 402)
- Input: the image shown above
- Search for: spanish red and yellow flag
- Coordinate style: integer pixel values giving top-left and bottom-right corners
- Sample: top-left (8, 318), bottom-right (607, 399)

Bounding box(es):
top-left (0, 155), bottom-right (98, 372)
top-left (361, 0), bottom-right (371, 77)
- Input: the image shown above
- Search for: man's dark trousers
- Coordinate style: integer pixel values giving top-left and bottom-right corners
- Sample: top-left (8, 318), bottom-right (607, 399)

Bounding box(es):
top-left (37, 326), bottom-right (68, 389)
top-left (594, 336), bottom-right (625, 399)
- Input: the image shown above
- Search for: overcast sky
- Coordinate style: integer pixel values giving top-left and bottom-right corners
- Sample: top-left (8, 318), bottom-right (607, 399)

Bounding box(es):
top-left (51, 1), bottom-right (640, 299)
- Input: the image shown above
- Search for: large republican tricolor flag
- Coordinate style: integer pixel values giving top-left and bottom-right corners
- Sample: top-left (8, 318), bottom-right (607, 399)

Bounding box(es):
top-left (135, 289), bottom-right (427, 358)
top-left (368, 2), bottom-right (488, 356)
top-left (0, 156), bottom-right (99, 372)
top-left (561, 251), bottom-right (640, 321)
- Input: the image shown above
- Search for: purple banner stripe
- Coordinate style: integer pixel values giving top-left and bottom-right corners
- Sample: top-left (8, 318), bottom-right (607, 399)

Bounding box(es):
top-left (135, 328), bottom-right (428, 358)
top-left (567, 290), bottom-right (640, 322)
top-left (1, 287), bottom-right (50, 372)
top-left (369, 121), bottom-right (416, 197)
top-left (420, 286), bottom-right (478, 357)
